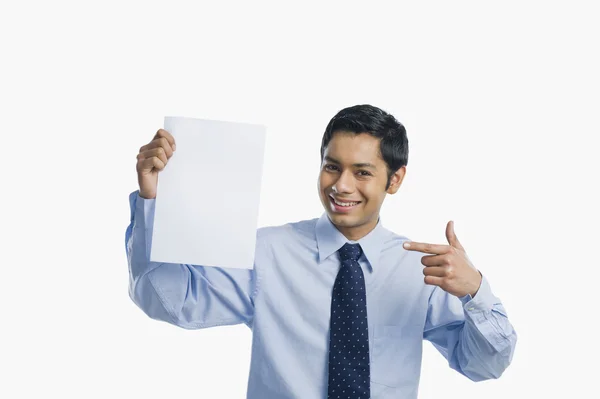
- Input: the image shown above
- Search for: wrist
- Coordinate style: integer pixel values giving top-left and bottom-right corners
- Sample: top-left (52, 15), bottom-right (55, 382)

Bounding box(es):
top-left (139, 191), bottom-right (156, 200)
top-left (470, 270), bottom-right (483, 297)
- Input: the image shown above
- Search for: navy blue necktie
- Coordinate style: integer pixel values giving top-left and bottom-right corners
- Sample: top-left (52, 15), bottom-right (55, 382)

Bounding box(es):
top-left (327, 243), bottom-right (370, 398)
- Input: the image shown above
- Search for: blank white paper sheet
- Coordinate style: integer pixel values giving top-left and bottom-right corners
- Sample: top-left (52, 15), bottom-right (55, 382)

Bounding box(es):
top-left (149, 116), bottom-right (266, 269)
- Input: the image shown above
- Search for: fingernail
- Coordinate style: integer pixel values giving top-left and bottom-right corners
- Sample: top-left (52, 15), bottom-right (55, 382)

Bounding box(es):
top-left (403, 242), bottom-right (410, 248)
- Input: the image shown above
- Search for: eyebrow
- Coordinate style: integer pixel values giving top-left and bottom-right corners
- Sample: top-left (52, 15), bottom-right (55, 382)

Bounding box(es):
top-left (324, 156), bottom-right (378, 170)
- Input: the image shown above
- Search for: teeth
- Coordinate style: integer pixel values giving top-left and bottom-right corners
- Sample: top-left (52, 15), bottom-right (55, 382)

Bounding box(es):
top-left (333, 198), bottom-right (359, 207)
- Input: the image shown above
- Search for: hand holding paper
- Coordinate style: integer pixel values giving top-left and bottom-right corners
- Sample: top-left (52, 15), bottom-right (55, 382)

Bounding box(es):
top-left (136, 129), bottom-right (177, 199)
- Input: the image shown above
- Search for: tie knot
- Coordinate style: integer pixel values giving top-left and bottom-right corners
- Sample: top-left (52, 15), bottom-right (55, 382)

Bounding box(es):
top-left (338, 243), bottom-right (363, 262)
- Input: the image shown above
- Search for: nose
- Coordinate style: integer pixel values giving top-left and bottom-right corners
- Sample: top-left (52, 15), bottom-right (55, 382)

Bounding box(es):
top-left (332, 170), bottom-right (355, 194)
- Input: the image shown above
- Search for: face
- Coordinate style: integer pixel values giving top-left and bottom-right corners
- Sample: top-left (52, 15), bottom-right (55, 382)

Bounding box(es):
top-left (318, 131), bottom-right (406, 241)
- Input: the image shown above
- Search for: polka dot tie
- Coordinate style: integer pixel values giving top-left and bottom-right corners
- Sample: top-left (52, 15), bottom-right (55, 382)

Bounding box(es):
top-left (327, 243), bottom-right (370, 398)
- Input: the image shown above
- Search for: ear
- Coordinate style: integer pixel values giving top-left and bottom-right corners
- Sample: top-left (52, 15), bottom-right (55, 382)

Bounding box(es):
top-left (386, 166), bottom-right (406, 194)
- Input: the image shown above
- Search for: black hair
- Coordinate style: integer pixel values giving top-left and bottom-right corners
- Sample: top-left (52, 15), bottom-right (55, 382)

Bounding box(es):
top-left (320, 104), bottom-right (409, 190)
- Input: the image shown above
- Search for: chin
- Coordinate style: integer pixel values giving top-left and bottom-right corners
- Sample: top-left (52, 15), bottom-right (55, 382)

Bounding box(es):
top-left (328, 213), bottom-right (361, 226)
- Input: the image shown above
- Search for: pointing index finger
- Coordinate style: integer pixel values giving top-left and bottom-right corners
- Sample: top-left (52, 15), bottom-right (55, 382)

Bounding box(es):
top-left (403, 241), bottom-right (452, 255)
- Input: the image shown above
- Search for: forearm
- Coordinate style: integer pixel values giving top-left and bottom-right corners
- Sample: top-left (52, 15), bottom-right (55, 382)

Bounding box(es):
top-left (424, 274), bottom-right (517, 381)
top-left (126, 191), bottom-right (185, 325)
top-left (452, 276), bottom-right (518, 381)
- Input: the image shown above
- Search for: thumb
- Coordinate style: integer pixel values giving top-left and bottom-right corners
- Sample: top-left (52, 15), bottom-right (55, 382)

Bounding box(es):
top-left (446, 220), bottom-right (465, 251)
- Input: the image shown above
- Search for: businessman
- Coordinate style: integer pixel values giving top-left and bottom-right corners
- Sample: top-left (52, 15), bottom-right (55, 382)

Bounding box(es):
top-left (125, 104), bottom-right (517, 398)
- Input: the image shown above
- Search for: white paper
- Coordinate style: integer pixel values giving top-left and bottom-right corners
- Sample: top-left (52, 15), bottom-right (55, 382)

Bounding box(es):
top-left (149, 116), bottom-right (266, 269)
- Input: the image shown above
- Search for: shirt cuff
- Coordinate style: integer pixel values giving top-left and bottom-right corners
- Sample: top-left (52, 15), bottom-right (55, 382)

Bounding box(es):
top-left (133, 190), bottom-right (156, 229)
top-left (459, 273), bottom-right (497, 312)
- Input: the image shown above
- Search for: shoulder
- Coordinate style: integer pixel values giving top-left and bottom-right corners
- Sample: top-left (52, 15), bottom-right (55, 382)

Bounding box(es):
top-left (257, 217), bottom-right (319, 246)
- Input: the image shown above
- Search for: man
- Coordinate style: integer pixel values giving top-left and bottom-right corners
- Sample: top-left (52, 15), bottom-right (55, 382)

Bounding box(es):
top-left (125, 104), bottom-right (517, 398)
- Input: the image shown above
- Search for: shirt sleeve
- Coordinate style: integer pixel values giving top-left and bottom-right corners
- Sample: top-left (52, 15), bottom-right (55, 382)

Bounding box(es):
top-left (422, 273), bottom-right (517, 381)
top-left (125, 190), bottom-right (261, 330)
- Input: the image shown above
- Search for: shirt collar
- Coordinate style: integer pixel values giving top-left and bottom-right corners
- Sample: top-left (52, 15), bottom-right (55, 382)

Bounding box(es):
top-left (315, 212), bottom-right (386, 270)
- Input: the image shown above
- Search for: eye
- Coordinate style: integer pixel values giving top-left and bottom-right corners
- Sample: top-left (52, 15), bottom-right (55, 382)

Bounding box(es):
top-left (325, 164), bottom-right (339, 171)
top-left (358, 170), bottom-right (372, 176)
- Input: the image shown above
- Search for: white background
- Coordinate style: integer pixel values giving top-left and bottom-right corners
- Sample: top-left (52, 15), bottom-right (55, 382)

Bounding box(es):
top-left (2, 1), bottom-right (598, 398)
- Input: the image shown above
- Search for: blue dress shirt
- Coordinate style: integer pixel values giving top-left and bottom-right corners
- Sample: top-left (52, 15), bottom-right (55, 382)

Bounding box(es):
top-left (125, 190), bottom-right (517, 399)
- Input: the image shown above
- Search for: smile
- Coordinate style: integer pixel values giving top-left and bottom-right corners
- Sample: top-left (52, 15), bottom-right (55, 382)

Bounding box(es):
top-left (329, 195), bottom-right (362, 211)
